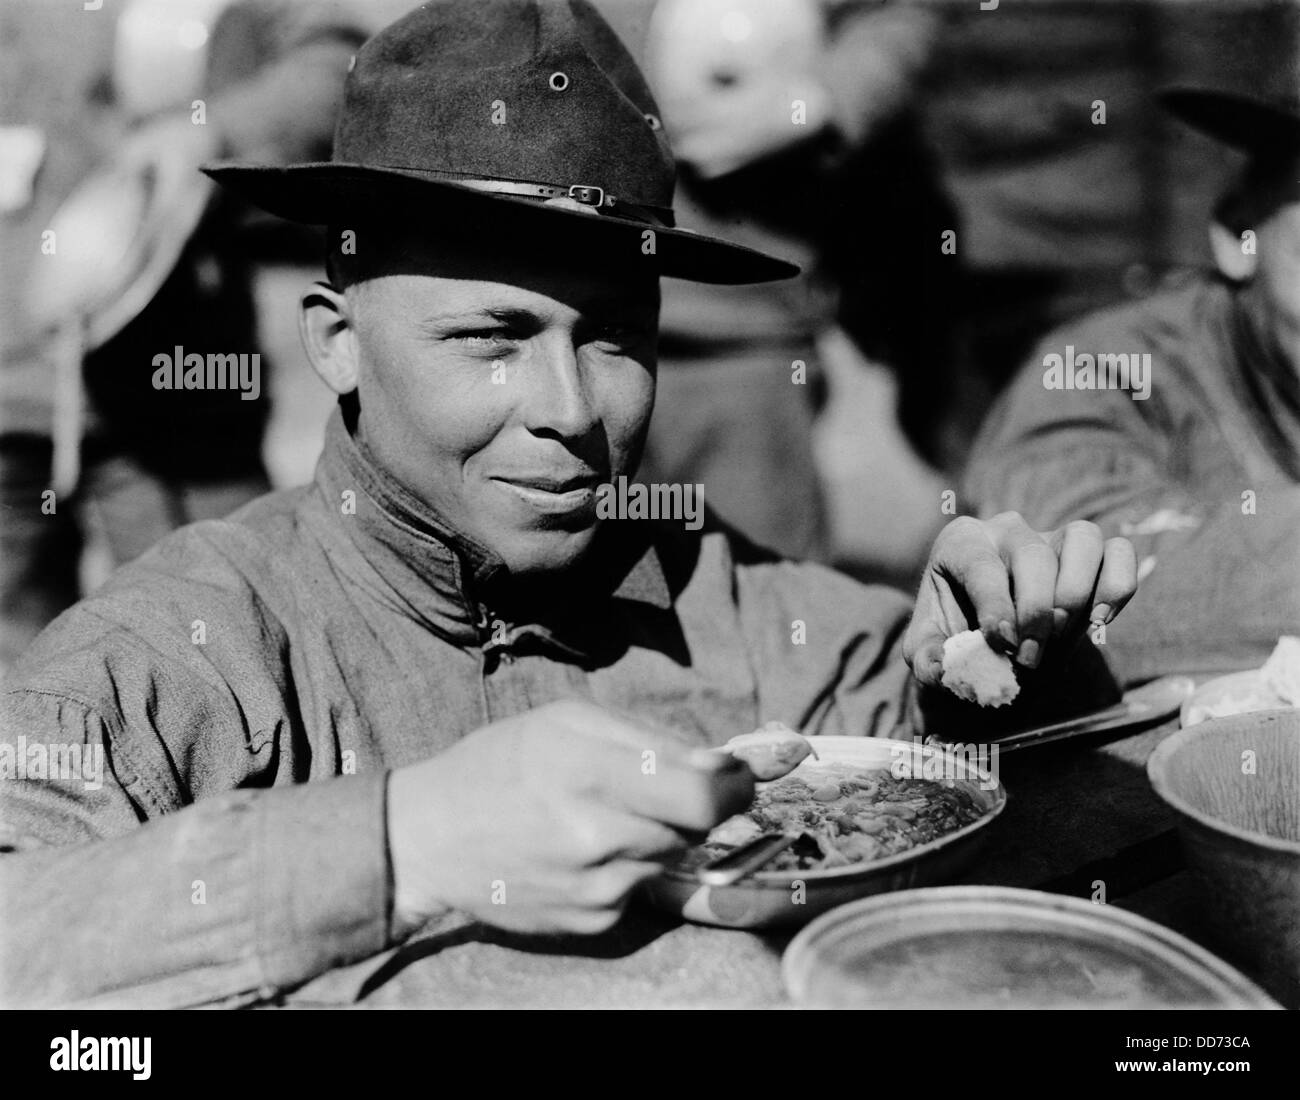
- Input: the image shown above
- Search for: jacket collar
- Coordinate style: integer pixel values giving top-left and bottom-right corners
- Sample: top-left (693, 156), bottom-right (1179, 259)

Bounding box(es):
top-left (311, 407), bottom-right (676, 660)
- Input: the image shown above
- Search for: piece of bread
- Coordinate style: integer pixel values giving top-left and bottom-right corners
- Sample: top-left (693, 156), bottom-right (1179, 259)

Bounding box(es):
top-left (726, 721), bottom-right (815, 780)
top-left (940, 629), bottom-right (1020, 708)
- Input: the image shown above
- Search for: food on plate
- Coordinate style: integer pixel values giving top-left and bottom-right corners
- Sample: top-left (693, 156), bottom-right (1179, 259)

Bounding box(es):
top-left (940, 629), bottom-right (1020, 707)
top-left (724, 721), bottom-right (817, 780)
top-left (677, 762), bottom-right (986, 873)
top-left (1184, 635), bottom-right (1300, 725)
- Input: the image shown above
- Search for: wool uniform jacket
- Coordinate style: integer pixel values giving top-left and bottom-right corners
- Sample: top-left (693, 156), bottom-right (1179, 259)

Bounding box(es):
top-left (3, 395), bottom-right (1132, 1006)
top-left (0, 408), bottom-right (934, 1007)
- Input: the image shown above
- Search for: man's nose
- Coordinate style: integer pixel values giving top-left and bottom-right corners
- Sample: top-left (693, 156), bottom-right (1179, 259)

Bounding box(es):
top-left (521, 339), bottom-right (599, 440)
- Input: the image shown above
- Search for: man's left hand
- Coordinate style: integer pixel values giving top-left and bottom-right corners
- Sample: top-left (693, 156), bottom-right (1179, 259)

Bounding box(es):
top-left (904, 513), bottom-right (1138, 686)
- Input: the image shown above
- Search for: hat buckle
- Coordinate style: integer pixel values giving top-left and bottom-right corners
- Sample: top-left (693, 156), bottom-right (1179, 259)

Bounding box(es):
top-left (567, 184), bottom-right (605, 208)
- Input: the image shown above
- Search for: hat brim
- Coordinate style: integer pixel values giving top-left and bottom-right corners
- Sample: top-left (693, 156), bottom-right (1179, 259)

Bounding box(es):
top-left (1160, 86), bottom-right (1300, 155)
top-left (202, 162), bottom-right (800, 285)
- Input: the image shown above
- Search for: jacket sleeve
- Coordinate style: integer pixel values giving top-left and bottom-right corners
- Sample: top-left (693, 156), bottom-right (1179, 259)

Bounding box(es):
top-left (730, 548), bottom-right (919, 739)
top-left (729, 545), bottom-right (1124, 741)
top-left (0, 519), bottom-right (403, 1008)
top-left (962, 349), bottom-right (1300, 681)
top-left (0, 686), bottom-right (394, 1008)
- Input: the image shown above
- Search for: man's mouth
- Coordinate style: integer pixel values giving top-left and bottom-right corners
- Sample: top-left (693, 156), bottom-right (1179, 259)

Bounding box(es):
top-left (490, 472), bottom-right (602, 515)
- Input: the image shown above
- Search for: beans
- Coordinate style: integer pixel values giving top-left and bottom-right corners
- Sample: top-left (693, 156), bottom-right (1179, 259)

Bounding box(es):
top-left (709, 763), bottom-right (986, 872)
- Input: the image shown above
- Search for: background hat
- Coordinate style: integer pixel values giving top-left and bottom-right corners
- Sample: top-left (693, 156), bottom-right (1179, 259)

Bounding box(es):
top-left (203, 0), bottom-right (798, 284)
top-left (1161, 85), bottom-right (1300, 157)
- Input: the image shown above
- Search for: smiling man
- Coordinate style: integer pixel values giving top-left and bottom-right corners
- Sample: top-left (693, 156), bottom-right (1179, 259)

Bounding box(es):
top-left (311, 220), bottom-right (663, 574)
top-left (0, 0), bottom-right (1136, 1008)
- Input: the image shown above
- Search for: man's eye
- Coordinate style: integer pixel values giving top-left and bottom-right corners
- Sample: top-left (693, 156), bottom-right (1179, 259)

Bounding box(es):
top-left (458, 331), bottom-right (515, 350)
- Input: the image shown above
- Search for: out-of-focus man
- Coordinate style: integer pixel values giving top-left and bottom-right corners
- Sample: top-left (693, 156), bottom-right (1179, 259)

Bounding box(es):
top-left (0, 0), bottom-right (363, 668)
top-left (963, 82), bottom-right (1300, 683)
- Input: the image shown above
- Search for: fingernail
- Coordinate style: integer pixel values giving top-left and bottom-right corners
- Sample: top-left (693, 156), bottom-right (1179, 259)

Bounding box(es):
top-left (926, 647), bottom-right (946, 681)
top-left (1090, 603), bottom-right (1111, 624)
top-left (1016, 638), bottom-right (1042, 668)
top-left (1051, 607), bottom-right (1069, 634)
top-left (998, 619), bottom-right (1018, 649)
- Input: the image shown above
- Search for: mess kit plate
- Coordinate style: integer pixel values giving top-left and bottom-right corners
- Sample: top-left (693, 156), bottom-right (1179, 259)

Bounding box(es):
top-left (783, 886), bottom-right (1280, 1008)
top-left (643, 736), bottom-right (1006, 930)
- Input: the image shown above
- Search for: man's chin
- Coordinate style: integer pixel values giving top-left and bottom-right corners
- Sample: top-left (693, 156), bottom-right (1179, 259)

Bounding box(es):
top-left (490, 525), bottom-right (599, 576)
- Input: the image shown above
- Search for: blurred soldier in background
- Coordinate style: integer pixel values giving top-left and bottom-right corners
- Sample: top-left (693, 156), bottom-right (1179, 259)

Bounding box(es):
top-left (637, 0), bottom-right (958, 574)
top-left (0, 0), bottom-right (362, 669)
top-left (964, 78), bottom-right (1300, 684)
top-left (924, 0), bottom-right (1300, 449)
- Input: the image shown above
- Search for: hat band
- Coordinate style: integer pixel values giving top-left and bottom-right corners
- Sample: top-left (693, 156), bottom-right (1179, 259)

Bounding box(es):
top-left (374, 165), bottom-right (676, 228)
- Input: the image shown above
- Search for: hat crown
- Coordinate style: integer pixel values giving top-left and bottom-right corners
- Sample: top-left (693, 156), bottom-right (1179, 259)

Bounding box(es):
top-left (334, 0), bottom-right (675, 208)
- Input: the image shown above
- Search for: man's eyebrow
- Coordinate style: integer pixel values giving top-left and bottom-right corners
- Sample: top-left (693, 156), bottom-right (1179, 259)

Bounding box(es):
top-left (419, 306), bottom-right (541, 327)
top-left (420, 299), bottom-right (653, 327)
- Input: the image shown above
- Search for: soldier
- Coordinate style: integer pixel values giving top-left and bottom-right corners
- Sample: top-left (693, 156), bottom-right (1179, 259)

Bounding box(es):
top-left (1, 0), bottom-right (1135, 1007)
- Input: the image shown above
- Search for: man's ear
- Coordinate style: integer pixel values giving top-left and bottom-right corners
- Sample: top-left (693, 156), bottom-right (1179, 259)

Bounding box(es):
top-left (299, 282), bottom-right (361, 395)
top-left (1209, 220), bottom-right (1259, 283)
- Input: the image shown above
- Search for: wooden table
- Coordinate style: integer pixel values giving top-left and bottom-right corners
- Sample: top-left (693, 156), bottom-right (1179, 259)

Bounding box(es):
top-left (281, 715), bottom-right (1283, 1008)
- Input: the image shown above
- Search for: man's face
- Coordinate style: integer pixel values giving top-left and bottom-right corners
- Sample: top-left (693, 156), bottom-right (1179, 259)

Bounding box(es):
top-left (344, 235), bottom-right (659, 575)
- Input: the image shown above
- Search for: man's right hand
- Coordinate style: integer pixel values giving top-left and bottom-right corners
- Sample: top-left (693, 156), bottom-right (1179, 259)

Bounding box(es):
top-left (385, 698), bottom-right (754, 936)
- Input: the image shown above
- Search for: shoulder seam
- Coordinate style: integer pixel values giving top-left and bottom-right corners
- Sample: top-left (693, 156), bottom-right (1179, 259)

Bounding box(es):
top-left (3, 687), bottom-right (178, 816)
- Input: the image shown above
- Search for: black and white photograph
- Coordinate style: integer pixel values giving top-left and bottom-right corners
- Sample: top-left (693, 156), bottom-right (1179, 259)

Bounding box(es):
top-left (0, 0), bottom-right (1297, 1067)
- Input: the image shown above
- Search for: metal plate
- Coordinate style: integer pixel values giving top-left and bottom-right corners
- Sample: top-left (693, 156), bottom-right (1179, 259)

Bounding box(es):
top-left (1148, 709), bottom-right (1300, 1007)
top-left (783, 886), bottom-right (1280, 1008)
top-left (643, 737), bottom-right (1006, 929)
